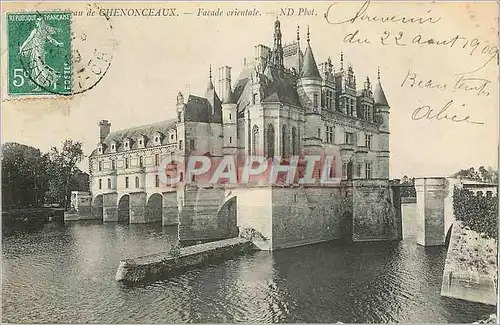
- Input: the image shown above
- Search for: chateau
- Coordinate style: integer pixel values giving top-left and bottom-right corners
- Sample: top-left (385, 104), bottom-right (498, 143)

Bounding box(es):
top-left (89, 20), bottom-right (400, 250)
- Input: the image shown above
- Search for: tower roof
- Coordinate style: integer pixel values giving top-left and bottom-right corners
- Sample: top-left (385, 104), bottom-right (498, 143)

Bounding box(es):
top-left (300, 27), bottom-right (321, 80)
top-left (374, 68), bottom-right (389, 106)
top-left (206, 79), bottom-right (214, 91)
top-left (206, 65), bottom-right (214, 91)
top-left (222, 86), bottom-right (236, 104)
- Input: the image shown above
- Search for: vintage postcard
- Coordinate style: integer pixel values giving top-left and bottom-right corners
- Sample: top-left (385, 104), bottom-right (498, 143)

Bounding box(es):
top-left (1, 1), bottom-right (498, 323)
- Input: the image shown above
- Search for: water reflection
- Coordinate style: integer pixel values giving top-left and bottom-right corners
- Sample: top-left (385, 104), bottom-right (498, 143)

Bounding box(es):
top-left (2, 204), bottom-right (495, 323)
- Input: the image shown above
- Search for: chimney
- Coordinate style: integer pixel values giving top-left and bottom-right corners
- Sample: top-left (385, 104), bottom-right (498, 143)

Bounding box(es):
top-left (98, 120), bottom-right (111, 143)
top-left (218, 66), bottom-right (232, 102)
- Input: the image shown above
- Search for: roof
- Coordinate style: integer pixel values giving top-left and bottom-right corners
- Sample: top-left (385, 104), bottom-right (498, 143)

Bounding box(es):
top-left (183, 93), bottom-right (222, 123)
top-left (222, 86), bottom-right (236, 104)
top-left (451, 178), bottom-right (498, 187)
top-left (184, 95), bottom-right (210, 122)
top-left (300, 42), bottom-right (321, 80)
top-left (374, 79), bottom-right (389, 106)
top-left (92, 119), bottom-right (177, 155)
top-left (261, 66), bottom-right (301, 106)
top-left (206, 79), bottom-right (214, 91)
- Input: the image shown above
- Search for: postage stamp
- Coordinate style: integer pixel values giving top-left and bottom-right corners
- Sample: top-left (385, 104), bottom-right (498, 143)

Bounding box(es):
top-left (7, 11), bottom-right (72, 96)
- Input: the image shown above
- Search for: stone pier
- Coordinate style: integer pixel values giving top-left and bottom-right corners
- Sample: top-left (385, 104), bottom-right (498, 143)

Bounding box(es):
top-left (162, 191), bottom-right (178, 226)
top-left (130, 192), bottom-right (147, 223)
top-left (102, 193), bottom-right (118, 222)
top-left (414, 178), bottom-right (450, 246)
top-left (115, 237), bottom-right (256, 284)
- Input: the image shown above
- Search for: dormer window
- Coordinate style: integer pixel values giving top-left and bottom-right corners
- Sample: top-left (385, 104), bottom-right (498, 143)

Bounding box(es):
top-left (168, 130), bottom-right (176, 143)
top-left (153, 132), bottom-right (164, 146)
top-left (123, 137), bottom-right (132, 150)
top-left (97, 143), bottom-right (105, 154)
top-left (137, 135), bottom-right (147, 149)
top-left (110, 141), bottom-right (117, 153)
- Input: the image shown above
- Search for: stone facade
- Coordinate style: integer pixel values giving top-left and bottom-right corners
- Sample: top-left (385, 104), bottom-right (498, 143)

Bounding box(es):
top-left (88, 19), bottom-right (397, 249)
top-left (222, 182), bottom-right (402, 251)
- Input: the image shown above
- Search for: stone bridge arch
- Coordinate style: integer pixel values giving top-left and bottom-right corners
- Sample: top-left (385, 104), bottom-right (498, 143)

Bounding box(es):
top-left (117, 194), bottom-right (130, 223)
top-left (215, 196), bottom-right (239, 238)
top-left (92, 194), bottom-right (103, 219)
top-left (145, 193), bottom-right (163, 223)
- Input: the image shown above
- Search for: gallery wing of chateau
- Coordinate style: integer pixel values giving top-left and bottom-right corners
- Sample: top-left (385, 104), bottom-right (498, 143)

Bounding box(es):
top-left (89, 19), bottom-right (390, 194)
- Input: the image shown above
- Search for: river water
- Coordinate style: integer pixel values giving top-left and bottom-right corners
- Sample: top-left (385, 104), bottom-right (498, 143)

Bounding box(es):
top-left (2, 204), bottom-right (495, 323)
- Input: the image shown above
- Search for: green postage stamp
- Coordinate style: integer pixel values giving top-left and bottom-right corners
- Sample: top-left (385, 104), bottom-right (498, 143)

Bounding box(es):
top-left (7, 11), bottom-right (72, 96)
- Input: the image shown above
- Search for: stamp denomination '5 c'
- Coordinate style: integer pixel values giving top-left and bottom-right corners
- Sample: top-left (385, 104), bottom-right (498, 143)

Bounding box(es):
top-left (7, 11), bottom-right (72, 96)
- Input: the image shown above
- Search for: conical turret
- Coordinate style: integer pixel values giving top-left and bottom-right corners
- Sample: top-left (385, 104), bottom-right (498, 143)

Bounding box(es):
top-left (300, 26), bottom-right (321, 80)
top-left (222, 86), bottom-right (235, 104)
top-left (374, 67), bottom-right (389, 107)
top-left (206, 65), bottom-right (215, 93)
top-left (374, 67), bottom-right (390, 180)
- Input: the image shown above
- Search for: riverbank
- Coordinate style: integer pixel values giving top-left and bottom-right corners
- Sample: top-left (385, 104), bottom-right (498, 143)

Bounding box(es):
top-left (2, 208), bottom-right (64, 231)
top-left (441, 221), bottom-right (497, 305)
top-left (115, 237), bottom-right (257, 283)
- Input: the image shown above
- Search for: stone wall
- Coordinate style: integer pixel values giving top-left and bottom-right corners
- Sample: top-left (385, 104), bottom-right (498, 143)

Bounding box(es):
top-left (178, 185), bottom-right (230, 241)
top-left (351, 179), bottom-right (402, 242)
top-left (271, 186), bottom-right (346, 250)
top-left (115, 237), bottom-right (256, 284)
top-left (227, 183), bottom-right (401, 250)
top-left (441, 221), bottom-right (497, 305)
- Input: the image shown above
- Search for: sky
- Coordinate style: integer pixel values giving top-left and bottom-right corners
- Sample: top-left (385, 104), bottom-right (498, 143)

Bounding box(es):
top-left (2, 1), bottom-right (498, 179)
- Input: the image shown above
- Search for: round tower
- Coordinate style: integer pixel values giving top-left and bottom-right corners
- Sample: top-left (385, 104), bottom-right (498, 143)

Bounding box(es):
top-left (374, 67), bottom-right (390, 179)
top-left (222, 77), bottom-right (238, 156)
top-left (297, 26), bottom-right (323, 155)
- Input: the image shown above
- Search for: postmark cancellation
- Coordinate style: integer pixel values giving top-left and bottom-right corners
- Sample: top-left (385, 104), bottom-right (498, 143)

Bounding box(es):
top-left (5, 7), bottom-right (115, 100)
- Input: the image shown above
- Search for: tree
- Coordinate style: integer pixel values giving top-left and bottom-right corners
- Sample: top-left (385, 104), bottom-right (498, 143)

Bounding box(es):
top-left (451, 166), bottom-right (498, 183)
top-left (46, 140), bottom-right (84, 208)
top-left (1, 142), bottom-right (49, 208)
top-left (452, 167), bottom-right (481, 181)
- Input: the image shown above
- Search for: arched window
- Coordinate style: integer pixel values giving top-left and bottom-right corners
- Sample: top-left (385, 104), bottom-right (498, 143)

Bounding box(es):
top-left (252, 125), bottom-right (259, 156)
top-left (135, 176), bottom-right (140, 188)
top-left (107, 178), bottom-right (111, 189)
top-left (291, 127), bottom-right (297, 155)
top-left (281, 124), bottom-right (288, 157)
top-left (266, 124), bottom-right (275, 158)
